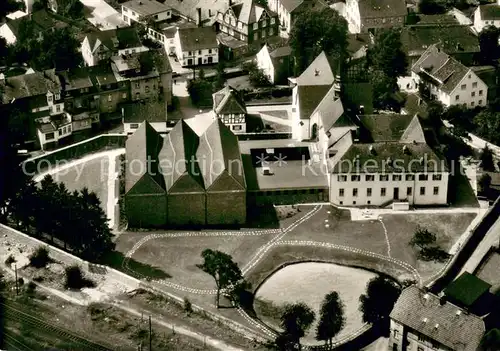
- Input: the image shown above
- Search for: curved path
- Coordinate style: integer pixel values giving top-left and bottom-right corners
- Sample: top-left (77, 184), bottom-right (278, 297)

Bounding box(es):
top-left (122, 205), bottom-right (423, 341)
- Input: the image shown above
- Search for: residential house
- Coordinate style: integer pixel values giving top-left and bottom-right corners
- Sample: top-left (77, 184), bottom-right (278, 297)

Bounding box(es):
top-left (330, 113), bottom-right (450, 207)
top-left (399, 24), bottom-right (480, 92)
top-left (121, 0), bottom-right (172, 26)
top-left (0, 70), bottom-right (70, 150)
top-left (411, 44), bottom-right (488, 109)
top-left (111, 49), bottom-right (173, 106)
top-left (122, 100), bottom-right (169, 134)
top-left (174, 26), bottom-right (219, 66)
top-left (256, 44), bottom-right (292, 84)
top-left (267, 0), bottom-right (327, 35)
top-left (212, 85), bottom-right (247, 133)
top-left (291, 51), bottom-right (341, 141)
top-left (474, 0), bottom-right (500, 34)
top-left (81, 27), bottom-right (148, 67)
top-left (58, 68), bottom-right (100, 132)
top-left (125, 119), bottom-right (246, 227)
top-left (389, 286), bottom-right (484, 351)
top-left (92, 65), bottom-right (129, 118)
top-left (347, 33), bottom-right (373, 61)
top-left (0, 9), bottom-right (68, 45)
top-left (345, 0), bottom-right (406, 34)
top-left (215, 0), bottom-right (279, 44)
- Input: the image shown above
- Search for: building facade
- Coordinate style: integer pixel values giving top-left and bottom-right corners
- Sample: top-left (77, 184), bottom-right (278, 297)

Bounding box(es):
top-left (174, 26), bottom-right (219, 66)
top-left (256, 44), bottom-right (292, 84)
top-left (121, 0), bottom-right (172, 26)
top-left (267, 0), bottom-right (327, 35)
top-left (212, 85), bottom-right (247, 133)
top-left (215, 0), bottom-right (279, 44)
top-left (345, 0), bottom-right (406, 33)
top-left (474, 0), bottom-right (500, 34)
top-left (411, 45), bottom-right (488, 109)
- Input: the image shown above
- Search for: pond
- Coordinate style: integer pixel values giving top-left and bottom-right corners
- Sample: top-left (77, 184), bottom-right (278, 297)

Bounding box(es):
top-left (254, 262), bottom-right (377, 345)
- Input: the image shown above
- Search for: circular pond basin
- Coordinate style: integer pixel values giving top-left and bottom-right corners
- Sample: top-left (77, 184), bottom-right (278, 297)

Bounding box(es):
top-left (254, 262), bottom-right (377, 345)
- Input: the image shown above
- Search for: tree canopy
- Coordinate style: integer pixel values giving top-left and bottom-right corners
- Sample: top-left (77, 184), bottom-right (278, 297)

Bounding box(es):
top-left (479, 26), bottom-right (500, 63)
top-left (409, 226), bottom-right (437, 249)
top-left (289, 8), bottom-right (348, 75)
top-left (474, 110), bottom-right (500, 146)
top-left (359, 276), bottom-right (401, 327)
top-left (316, 291), bottom-right (345, 346)
top-left (198, 249), bottom-right (244, 308)
top-left (280, 302), bottom-right (315, 347)
top-left (481, 329), bottom-right (500, 351)
top-left (480, 145), bottom-right (495, 172)
top-left (370, 29), bottom-right (407, 80)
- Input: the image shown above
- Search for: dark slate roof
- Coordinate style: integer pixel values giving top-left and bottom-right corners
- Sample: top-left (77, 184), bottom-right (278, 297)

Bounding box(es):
top-left (226, 0), bottom-right (276, 25)
top-left (359, 114), bottom-right (415, 142)
top-left (122, 100), bottom-right (167, 123)
top-left (1, 70), bottom-right (61, 103)
top-left (178, 27), bottom-right (218, 52)
top-left (295, 51), bottom-right (339, 86)
top-left (270, 45), bottom-right (292, 59)
top-left (159, 120), bottom-right (204, 192)
top-left (347, 33), bottom-right (373, 56)
top-left (212, 85), bottom-right (247, 115)
top-left (401, 26), bottom-right (480, 57)
top-left (403, 93), bottom-right (428, 119)
top-left (390, 286), bottom-right (485, 351)
top-left (444, 272), bottom-right (492, 307)
top-left (278, 0), bottom-right (328, 13)
top-left (411, 44), bottom-right (470, 94)
top-left (411, 14), bottom-right (460, 26)
top-left (358, 0), bottom-right (407, 19)
top-left (309, 84), bottom-right (344, 131)
top-left (122, 0), bottom-right (171, 16)
top-left (196, 119), bottom-right (246, 190)
top-left (125, 122), bottom-right (165, 193)
top-left (332, 142), bottom-right (447, 173)
top-left (58, 68), bottom-right (94, 91)
top-left (479, 4), bottom-right (500, 20)
top-left (85, 27), bottom-right (142, 54)
top-left (297, 85), bottom-right (332, 120)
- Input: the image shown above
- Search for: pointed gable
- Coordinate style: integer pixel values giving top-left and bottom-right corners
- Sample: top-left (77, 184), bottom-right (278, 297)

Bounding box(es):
top-left (125, 122), bottom-right (165, 193)
top-left (159, 120), bottom-right (204, 192)
top-left (400, 115), bottom-right (426, 144)
top-left (213, 85), bottom-right (247, 115)
top-left (196, 120), bottom-right (246, 191)
top-left (310, 84), bottom-right (344, 132)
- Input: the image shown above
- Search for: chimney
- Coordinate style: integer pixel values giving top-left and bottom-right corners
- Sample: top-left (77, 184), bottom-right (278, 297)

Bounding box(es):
top-left (422, 318), bottom-right (428, 323)
top-left (403, 145), bottom-right (409, 155)
top-left (229, 0), bottom-right (233, 6)
top-left (434, 324), bottom-right (439, 329)
top-left (439, 296), bottom-right (446, 305)
top-left (456, 310), bottom-right (462, 316)
top-left (423, 293), bottom-right (429, 300)
top-left (314, 69), bottom-right (320, 76)
top-left (196, 7), bottom-right (202, 26)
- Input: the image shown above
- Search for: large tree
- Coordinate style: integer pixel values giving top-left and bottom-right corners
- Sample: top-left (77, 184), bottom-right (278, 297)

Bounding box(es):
top-left (480, 145), bottom-right (495, 172)
top-left (198, 249), bottom-right (244, 308)
top-left (359, 276), bottom-right (401, 328)
top-left (474, 110), bottom-right (500, 145)
top-left (316, 291), bottom-right (345, 347)
top-left (479, 26), bottom-right (500, 63)
top-left (371, 70), bottom-right (399, 110)
top-left (370, 29), bottom-right (407, 79)
top-left (280, 302), bottom-right (315, 350)
top-left (481, 329), bottom-right (500, 351)
top-left (289, 8), bottom-right (348, 75)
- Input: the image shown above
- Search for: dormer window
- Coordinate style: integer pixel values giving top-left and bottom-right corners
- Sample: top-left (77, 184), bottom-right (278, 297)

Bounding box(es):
top-left (55, 93), bottom-right (60, 100)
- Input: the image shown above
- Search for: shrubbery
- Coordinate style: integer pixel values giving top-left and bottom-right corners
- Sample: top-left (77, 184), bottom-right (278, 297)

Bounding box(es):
top-left (64, 265), bottom-right (95, 290)
top-left (29, 246), bottom-right (51, 268)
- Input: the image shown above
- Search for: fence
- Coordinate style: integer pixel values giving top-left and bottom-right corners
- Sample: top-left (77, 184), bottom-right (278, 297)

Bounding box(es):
top-left (430, 195), bottom-right (500, 293)
top-left (23, 134), bottom-right (127, 174)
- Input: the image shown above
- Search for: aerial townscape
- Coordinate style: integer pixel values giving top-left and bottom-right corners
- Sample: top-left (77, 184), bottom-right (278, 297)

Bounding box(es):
top-left (1, 0), bottom-right (500, 349)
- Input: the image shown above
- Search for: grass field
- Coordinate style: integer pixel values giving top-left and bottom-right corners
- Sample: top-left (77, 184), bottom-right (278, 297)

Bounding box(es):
top-left (255, 262), bottom-right (375, 345)
top-left (51, 155), bottom-right (109, 210)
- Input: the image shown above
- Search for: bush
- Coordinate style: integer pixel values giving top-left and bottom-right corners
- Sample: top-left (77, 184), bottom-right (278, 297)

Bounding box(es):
top-left (183, 297), bottom-right (193, 315)
top-left (5, 255), bottom-right (16, 265)
top-left (29, 246), bottom-right (51, 268)
top-left (419, 246), bottom-right (450, 263)
top-left (64, 265), bottom-right (95, 290)
top-left (26, 281), bottom-right (36, 296)
top-left (18, 277), bottom-right (24, 286)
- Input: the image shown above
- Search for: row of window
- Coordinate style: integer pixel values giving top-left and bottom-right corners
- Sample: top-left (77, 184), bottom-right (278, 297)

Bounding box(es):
top-left (220, 26), bottom-right (275, 40)
top-left (220, 13), bottom-right (275, 30)
top-left (339, 186), bottom-right (439, 197)
top-left (337, 174), bottom-right (442, 182)
top-left (45, 124), bottom-right (72, 141)
top-left (187, 49), bottom-right (214, 56)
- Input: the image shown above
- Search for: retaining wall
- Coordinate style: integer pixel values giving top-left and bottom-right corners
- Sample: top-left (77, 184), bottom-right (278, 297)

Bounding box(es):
top-left (23, 134), bottom-right (126, 174)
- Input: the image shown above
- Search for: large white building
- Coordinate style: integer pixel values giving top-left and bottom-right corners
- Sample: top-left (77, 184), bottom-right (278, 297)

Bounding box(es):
top-left (411, 44), bottom-right (488, 109)
top-left (389, 286), bottom-right (484, 351)
top-left (291, 51), bottom-right (341, 141)
top-left (345, 0), bottom-right (406, 34)
top-left (121, 0), bottom-right (172, 25)
top-left (329, 114), bottom-right (449, 207)
top-left (174, 26), bottom-right (219, 67)
top-left (474, 0), bottom-right (500, 34)
top-left (267, 0), bottom-right (327, 35)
